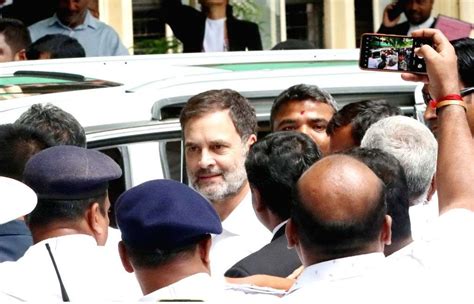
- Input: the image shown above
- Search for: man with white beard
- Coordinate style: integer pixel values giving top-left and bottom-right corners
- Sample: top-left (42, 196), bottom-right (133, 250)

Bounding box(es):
top-left (179, 89), bottom-right (271, 276)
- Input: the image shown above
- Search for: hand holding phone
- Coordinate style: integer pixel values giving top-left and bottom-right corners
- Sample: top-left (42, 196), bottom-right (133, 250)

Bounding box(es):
top-left (359, 33), bottom-right (432, 74)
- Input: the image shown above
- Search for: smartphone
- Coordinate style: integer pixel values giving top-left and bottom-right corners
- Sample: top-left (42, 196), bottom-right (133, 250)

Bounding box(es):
top-left (359, 33), bottom-right (432, 74)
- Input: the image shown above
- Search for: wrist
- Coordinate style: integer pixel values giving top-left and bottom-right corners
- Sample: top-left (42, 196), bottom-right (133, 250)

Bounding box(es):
top-left (431, 94), bottom-right (463, 105)
top-left (435, 95), bottom-right (467, 113)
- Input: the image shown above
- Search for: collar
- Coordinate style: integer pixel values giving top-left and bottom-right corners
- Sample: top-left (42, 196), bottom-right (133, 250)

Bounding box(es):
top-left (34, 234), bottom-right (97, 249)
top-left (48, 10), bottom-right (99, 30)
top-left (272, 220), bottom-right (288, 238)
top-left (140, 273), bottom-right (213, 301)
top-left (408, 16), bottom-right (435, 35)
top-left (287, 252), bottom-right (385, 294)
top-left (220, 189), bottom-right (253, 236)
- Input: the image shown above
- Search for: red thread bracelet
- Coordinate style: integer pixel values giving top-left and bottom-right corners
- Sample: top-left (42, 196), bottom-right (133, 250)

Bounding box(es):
top-left (430, 94), bottom-right (463, 108)
top-left (435, 94), bottom-right (463, 101)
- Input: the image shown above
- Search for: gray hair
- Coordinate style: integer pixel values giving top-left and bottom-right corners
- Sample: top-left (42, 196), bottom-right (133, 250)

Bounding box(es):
top-left (361, 116), bottom-right (437, 205)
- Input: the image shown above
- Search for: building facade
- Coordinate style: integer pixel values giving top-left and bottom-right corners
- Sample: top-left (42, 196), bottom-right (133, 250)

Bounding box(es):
top-left (98, 0), bottom-right (473, 53)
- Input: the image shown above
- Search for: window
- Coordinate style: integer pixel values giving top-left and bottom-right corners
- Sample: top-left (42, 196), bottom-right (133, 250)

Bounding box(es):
top-left (0, 71), bottom-right (121, 99)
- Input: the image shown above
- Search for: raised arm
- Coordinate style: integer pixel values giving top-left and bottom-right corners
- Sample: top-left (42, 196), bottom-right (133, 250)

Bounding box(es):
top-left (402, 29), bottom-right (474, 213)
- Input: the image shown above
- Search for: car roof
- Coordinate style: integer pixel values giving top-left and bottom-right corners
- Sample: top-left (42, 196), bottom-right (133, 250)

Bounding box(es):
top-left (0, 50), bottom-right (417, 130)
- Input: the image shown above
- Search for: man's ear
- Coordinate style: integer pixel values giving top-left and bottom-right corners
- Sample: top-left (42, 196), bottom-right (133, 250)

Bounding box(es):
top-left (427, 174), bottom-right (436, 202)
top-left (285, 218), bottom-right (299, 249)
top-left (245, 134), bottom-right (257, 149)
top-left (251, 186), bottom-right (265, 213)
top-left (381, 215), bottom-right (392, 246)
top-left (198, 236), bottom-right (212, 269)
top-left (15, 49), bottom-right (27, 61)
top-left (86, 202), bottom-right (108, 245)
top-left (118, 241), bottom-right (134, 273)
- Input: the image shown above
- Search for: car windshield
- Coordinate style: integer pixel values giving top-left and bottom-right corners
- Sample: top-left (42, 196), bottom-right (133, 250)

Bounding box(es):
top-left (0, 71), bottom-right (122, 98)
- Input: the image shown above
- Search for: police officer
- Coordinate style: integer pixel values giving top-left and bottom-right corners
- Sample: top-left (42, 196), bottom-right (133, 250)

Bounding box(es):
top-left (0, 145), bottom-right (141, 301)
top-left (116, 179), bottom-right (280, 301)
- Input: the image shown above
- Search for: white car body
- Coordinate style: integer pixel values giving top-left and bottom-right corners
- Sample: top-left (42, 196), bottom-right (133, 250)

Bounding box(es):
top-left (0, 50), bottom-right (424, 215)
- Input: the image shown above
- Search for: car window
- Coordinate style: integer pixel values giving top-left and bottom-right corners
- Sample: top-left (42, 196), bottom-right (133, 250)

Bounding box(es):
top-left (0, 71), bottom-right (121, 98)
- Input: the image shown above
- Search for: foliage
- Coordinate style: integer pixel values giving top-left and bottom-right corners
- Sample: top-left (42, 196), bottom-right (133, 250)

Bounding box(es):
top-left (231, 0), bottom-right (260, 23)
top-left (133, 37), bottom-right (182, 55)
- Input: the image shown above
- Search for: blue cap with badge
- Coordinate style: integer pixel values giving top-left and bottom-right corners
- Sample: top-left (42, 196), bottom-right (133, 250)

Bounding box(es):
top-left (23, 145), bottom-right (122, 200)
top-left (116, 179), bottom-right (222, 251)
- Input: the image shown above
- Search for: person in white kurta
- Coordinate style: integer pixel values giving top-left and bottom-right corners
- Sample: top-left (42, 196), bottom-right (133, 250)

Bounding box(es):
top-left (382, 29), bottom-right (474, 303)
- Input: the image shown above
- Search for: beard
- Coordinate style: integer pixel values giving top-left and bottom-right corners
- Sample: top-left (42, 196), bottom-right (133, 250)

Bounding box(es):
top-left (187, 152), bottom-right (248, 203)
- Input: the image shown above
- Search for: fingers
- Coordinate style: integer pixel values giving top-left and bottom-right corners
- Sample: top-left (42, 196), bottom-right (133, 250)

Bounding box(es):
top-left (286, 265), bottom-right (304, 279)
top-left (411, 29), bottom-right (453, 52)
top-left (401, 73), bottom-right (428, 83)
top-left (415, 44), bottom-right (439, 63)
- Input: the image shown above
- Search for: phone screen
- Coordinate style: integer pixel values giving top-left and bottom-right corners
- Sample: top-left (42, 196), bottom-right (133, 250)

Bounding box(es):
top-left (359, 34), bottom-right (430, 74)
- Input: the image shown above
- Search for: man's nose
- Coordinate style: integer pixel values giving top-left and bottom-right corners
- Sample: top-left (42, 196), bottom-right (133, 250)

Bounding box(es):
top-left (297, 125), bottom-right (311, 135)
top-left (198, 149), bottom-right (216, 168)
top-left (424, 105), bottom-right (437, 122)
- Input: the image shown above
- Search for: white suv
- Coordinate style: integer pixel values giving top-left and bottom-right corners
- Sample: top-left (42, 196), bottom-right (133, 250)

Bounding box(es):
top-left (0, 50), bottom-right (422, 224)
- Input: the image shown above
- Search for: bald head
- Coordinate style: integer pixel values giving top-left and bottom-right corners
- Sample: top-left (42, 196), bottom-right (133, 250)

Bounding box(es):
top-left (291, 155), bottom-right (388, 262)
top-left (298, 155), bottom-right (383, 222)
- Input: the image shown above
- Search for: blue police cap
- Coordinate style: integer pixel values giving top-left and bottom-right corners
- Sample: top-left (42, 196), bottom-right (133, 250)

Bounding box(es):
top-left (116, 179), bottom-right (222, 251)
top-left (23, 146), bottom-right (122, 200)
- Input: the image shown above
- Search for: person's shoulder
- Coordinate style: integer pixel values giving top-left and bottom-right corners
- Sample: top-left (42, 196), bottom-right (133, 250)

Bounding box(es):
top-left (225, 234), bottom-right (300, 277)
top-left (89, 16), bottom-right (117, 34)
top-left (28, 16), bottom-right (55, 31)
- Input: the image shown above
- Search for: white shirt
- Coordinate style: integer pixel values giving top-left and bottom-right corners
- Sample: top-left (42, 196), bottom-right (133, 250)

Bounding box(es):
top-left (140, 273), bottom-right (224, 302)
top-left (203, 18), bottom-right (227, 52)
top-left (0, 234), bottom-right (141, 301)
top-left (409, 191), bottom-right (439, 241)
top-left (390, 208), bottom-right (474, 267)
top-left (272, 220), bottom-right (287, 237)
top-left (281, 253), bottom-right (411, 302)
top-left (387, 209), bottom-right (474, 303)
top-left (368, 57), bottom-right (381, 69)
top-left (140, 272), bottom-right (279, 302)
top-left (407, 16), bottom-right (435, 35)
top-left (210, 190), bottom-right (271, 277)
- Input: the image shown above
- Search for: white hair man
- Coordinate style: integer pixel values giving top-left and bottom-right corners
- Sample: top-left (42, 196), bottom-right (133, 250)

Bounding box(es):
top-left (361, 115), bottom-right (438, 240)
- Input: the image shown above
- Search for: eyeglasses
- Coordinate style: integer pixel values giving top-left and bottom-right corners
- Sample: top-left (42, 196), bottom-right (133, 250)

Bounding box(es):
top-left (423, 87), bottom-right (474, 109)
top-left (461, 87), bottom-right (474, 98)
top-left (422, 91), bottom-right (437, 109)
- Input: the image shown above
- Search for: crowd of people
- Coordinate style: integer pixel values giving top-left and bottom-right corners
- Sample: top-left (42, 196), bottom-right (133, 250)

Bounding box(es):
top-left (0, 27), bottom-right (473, 302)
top-left (0, 0), bottom-right (469, 61)
top-left (368, 47), bottom-right (413, 71)
top-left (0, 0), bottom-right (264, 61)
top-left (0, 0), bottom-right (127, 62)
